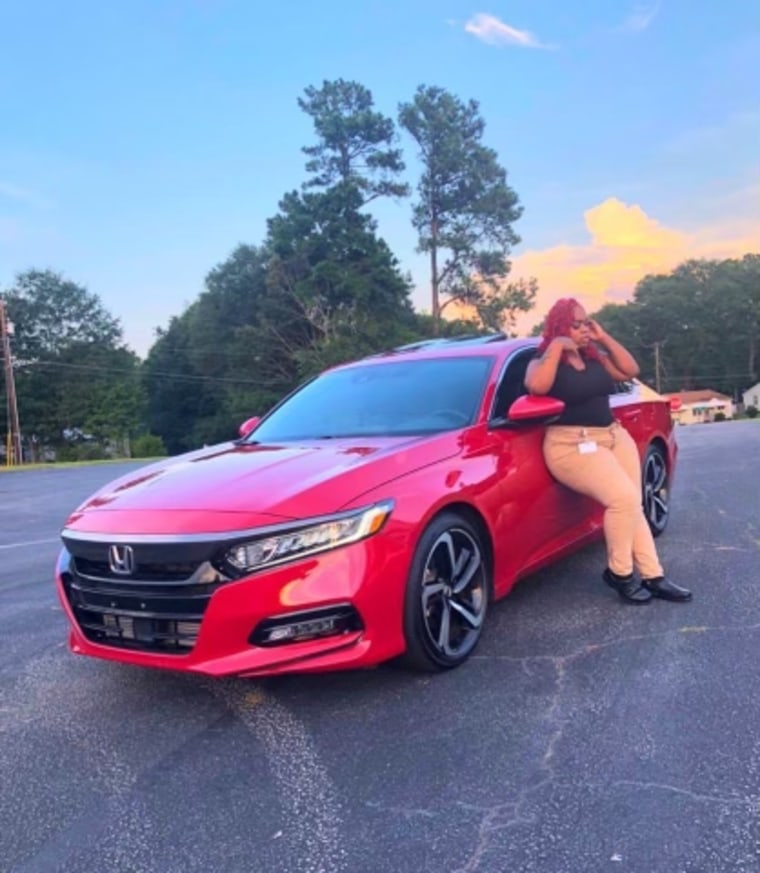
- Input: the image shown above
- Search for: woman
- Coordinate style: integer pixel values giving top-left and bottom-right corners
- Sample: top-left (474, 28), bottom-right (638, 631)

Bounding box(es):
top-left (524, 297), bottom-right (691, 604)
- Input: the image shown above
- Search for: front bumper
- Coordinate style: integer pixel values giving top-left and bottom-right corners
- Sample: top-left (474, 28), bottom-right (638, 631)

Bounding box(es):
top-left (55, 532), bottom-right (410, 677)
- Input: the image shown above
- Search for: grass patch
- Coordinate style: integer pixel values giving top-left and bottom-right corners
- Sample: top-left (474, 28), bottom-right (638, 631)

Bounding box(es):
top-left (0, 456), bottom-right (166, 473)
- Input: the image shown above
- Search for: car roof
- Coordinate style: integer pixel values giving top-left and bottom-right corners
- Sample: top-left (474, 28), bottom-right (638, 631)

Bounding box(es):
top-left (334, 334), bottom-right (539, 371)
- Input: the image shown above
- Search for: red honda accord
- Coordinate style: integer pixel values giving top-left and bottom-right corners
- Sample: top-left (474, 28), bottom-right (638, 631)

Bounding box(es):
top-left (55, 335), bottom-right (676, 677)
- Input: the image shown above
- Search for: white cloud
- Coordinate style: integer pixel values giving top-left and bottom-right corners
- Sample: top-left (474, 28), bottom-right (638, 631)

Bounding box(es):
top-left (617, 3), bottom-right (660, 33)
top-left (464, 13), bottom-right (553, 49)
top-left (506, 197), bottom-right (760, 334)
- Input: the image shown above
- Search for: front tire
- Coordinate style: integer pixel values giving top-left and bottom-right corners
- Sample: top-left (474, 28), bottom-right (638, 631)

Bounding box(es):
top-left (401, 512), bottom-right (490, 672)
top-left (643, 444), bottom-right (670, 537)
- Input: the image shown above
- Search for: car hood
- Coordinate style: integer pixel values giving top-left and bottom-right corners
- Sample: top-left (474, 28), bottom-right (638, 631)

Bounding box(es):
top-left (64, 433), bottom-right (462, 534)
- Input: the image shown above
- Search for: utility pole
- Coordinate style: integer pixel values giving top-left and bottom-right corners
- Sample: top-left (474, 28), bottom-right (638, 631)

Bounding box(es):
top-left (653, 341), bottom-right (662, 394)
top-left (0, 299), bottom-right (22, 466)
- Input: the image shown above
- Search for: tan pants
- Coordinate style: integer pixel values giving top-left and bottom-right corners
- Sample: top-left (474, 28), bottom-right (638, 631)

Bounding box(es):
top-left (543, 422), bottom-right (664, 578)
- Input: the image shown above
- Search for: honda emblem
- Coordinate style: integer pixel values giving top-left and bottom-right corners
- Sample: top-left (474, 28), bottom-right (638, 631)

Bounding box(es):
top-left (108, 544), bottom-right (136, 576)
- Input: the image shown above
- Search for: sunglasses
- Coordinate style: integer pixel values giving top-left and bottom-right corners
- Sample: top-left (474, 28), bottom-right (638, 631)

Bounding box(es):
top-left (570, 319), bottom-right (592, 330)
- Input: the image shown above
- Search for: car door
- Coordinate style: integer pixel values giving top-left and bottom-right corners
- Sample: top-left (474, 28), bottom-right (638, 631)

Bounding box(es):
top-left (610, 380), bottom-right (647, 456)
top-left (486, 349), bottom-right (599, 586)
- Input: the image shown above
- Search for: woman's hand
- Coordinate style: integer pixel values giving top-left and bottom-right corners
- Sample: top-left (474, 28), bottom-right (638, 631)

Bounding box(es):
top-left (590, 322), bottom-right (641, 380)
top-left (551, 336), bottom-right (578, 353)
top-left (587, 320), bottom-right (608, 344)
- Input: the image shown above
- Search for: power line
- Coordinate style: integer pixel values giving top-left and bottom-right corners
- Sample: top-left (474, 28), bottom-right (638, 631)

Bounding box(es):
top-left (17, 359), bottom-right (293, 388)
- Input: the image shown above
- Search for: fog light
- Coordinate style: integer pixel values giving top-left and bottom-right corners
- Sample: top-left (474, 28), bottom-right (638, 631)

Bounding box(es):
top-left (264, 617), bottom-right (339, 643)
top-left (250, 605), bottom-right (362, 647)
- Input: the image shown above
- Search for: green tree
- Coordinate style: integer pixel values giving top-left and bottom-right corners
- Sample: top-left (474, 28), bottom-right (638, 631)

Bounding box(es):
top-left (265, 184), bottom-right (417, 376)
top-left (475, 277), bottom-right (538, 334)
top-left (2, 270), bottom-right (140, 457)
top-left (75, 346), bottom-right (145, 451)
top-left (189, 244), bottom-right (302, 445)
top-left (593, 255), bottom-right (760, 396)
top-left (299, 79), bottom-right (409, 204)
top-left (23, 343), bottom-right (146, 456)
top-left (141, 200), bottom-right (418, 454)
top-left (3, 269), bottom-right (121, 360)
top-left (398, 85), bottom-right (526, 327)
top-left (145, 80), bottom-right (530, 452)
top-left (714, 254), bottom-right (760, 384)
top-left (142, 314), bottom-right (225, 454)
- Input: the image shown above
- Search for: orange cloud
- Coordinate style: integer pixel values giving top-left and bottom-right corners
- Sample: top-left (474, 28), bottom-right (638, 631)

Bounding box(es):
top-left (505, 197), bottom-right (760, 334)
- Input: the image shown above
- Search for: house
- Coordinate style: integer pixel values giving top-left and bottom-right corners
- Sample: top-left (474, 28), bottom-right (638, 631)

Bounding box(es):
top-left (741, 382), bottom-right (760, 412)
top-left (664, 389), bottom-right (735, 425)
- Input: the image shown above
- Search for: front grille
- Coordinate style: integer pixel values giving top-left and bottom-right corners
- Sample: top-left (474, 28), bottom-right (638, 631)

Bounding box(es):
top-left (74, 556), bottom-right (200, 583)
top-left (61, 553), bottom-right (232, 654)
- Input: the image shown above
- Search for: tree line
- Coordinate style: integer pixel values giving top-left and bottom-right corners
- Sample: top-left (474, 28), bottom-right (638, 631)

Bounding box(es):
top-left (592, 254), bottom-right (760, 397)
top-left (1, 79), bottom-right (758, 460)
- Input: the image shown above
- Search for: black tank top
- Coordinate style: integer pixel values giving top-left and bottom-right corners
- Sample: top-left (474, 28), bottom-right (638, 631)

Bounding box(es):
top-left (545, 357), bottom-right (616, 427)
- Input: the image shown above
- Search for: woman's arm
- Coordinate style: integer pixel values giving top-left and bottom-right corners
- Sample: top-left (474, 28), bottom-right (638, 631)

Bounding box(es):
top-left (589, 321), bottom-right (640, 380)
top-left (524, 337), bottom-right (575, 395)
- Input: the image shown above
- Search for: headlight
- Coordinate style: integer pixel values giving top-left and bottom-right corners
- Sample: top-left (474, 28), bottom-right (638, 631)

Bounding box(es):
top-left (223, 500), bottom-right (394, 574)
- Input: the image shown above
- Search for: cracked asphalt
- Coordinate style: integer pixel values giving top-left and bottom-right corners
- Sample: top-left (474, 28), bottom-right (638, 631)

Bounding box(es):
top-left (1, 421), bottom-right (759, 873)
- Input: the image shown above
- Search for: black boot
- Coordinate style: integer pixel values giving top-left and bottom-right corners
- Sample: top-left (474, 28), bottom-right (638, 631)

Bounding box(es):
top-left (603, 569), bottom-right (652, 604)
top-left (641, 576), bottom-right (692, 602)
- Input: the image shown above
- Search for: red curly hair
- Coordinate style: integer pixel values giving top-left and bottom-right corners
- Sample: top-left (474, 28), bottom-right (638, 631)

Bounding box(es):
top-left (536, 297), bottom-right (600, 362)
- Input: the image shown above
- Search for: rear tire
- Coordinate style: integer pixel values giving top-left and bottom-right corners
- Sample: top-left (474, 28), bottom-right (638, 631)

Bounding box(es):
top-left (643, 444), bottom-right (669, 537)
top-left (401, 512), bottom-right (490, 672)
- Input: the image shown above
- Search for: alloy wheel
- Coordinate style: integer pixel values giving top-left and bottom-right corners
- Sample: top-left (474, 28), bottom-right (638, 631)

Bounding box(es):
top-left (420, 528), bottom-right (487, 660)
top-left (643, 447), bottom-right (669, 535)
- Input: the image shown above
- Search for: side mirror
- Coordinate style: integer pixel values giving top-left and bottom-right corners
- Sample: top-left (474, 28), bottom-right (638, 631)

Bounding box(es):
top-left (506, 395), bottom-right (565, 423)
top-left (238, 416), bottom-right (261, 438)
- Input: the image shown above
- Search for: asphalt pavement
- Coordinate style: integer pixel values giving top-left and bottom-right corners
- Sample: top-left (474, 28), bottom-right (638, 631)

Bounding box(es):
top-left (1, 422), bottom-right (759, 873)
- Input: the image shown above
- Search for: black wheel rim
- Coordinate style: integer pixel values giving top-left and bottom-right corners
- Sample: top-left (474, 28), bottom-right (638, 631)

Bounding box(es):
top-left (643, 450), bottom-right (669, 533)
top-left (420, 528), bottom-right (486, 659)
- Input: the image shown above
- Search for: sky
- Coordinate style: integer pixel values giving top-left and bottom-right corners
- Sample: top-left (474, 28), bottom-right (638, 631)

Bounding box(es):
top-left (1, 0), bottom-right (758, 356)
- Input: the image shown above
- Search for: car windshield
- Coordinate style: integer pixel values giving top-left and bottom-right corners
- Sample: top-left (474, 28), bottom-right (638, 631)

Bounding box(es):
top-left (248, 356), bottom-right (495, 442)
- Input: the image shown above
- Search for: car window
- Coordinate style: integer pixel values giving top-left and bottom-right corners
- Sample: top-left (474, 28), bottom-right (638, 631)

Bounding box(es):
top-left (249, 356), bottom-right (496, 441)
top-left (491, 350), bottom-right (535, 418)
top-left (612, 380), bottom-right (636, 395)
